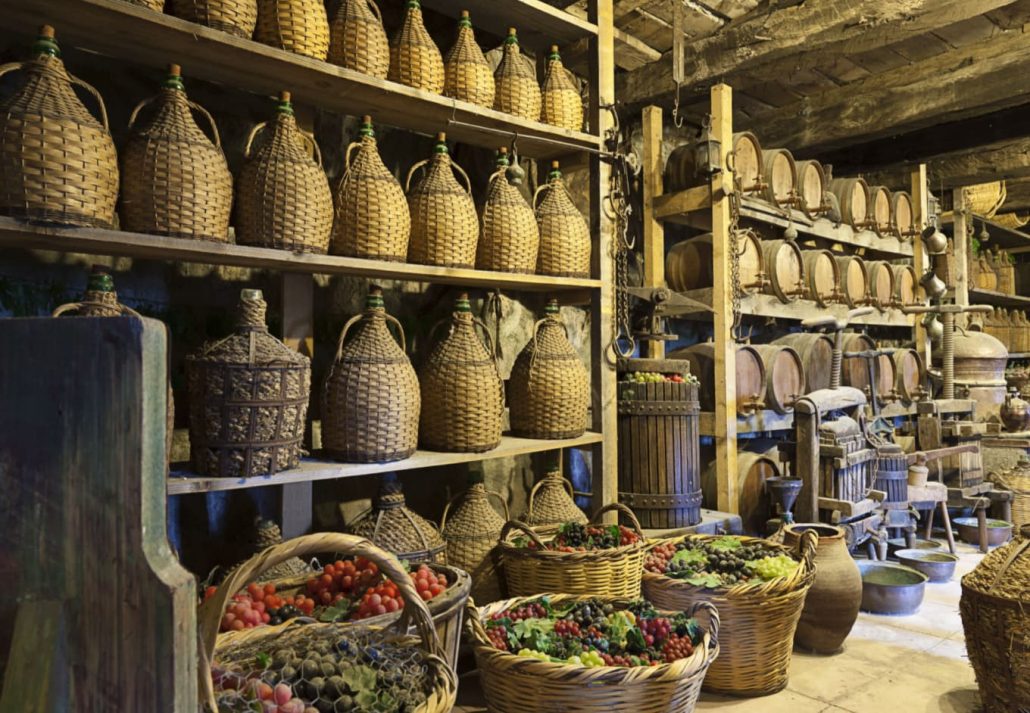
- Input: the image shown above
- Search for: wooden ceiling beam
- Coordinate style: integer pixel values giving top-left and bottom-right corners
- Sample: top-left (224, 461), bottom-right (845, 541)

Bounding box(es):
top-left (562, 4), bottom-right (662, 70)
top-left (1001, 178), bottom-right (1030, 211)
top-left (860, 137), bottom-right (1030, 191)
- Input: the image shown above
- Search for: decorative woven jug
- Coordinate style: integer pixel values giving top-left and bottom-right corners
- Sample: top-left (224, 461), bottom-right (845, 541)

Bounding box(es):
top-left (227, 518), bottom-right (311, 583)
top-left (331, 116), bottom-right (410, 261)
top-left (322, 286), bottom-right (420, 463)
top-left (346, 474), bottom-right (447, 564)
top-left (477, 147), bottom-right (539, 274)
top-left (535, 161), bottom-right (591, 278)
top-left (494, 28), bottom-right (541, 121)
top-left (419, 294), bottom-right (504, 453)
top-left (441, 470), bottom-right (508, 603)
top-left (237, 92), bottom-right (332, 253)
top-left (121, 65), bottom-right (233, 242)
top-left (0, 27), bottom-right (118, 229)
top-left (509, 299), bottom-right (589, 439)
top-left (169, 0), bottom-right (257, 38)
top-left (388, 0), bottom-right (444, 93)
top-left (327, 0), bottom-right (389, 78)
top-left (541, 45), bottom-right (583, 131)
top-left (443, 11), bottom-right (494, 108)
top-left (255, 0), bottom-right (329, 60)
top-left (406, 133), bottom-right (479, 268)
top-left (520, 462), bottom-right (587, 533)
top-left (186, 289), bottom-right (311, 478)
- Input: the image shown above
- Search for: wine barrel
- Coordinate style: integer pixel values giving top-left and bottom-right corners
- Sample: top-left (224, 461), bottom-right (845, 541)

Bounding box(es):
top-left (702, 450), bottom-right (781, 535)
top-left (889, 348), bottom-right (925, 403)
top-left (828, 177), bottom-right (870, 231)
top-left (665, 131), bottom-right (763, 194)
top-left (841, 332), bottom-right (895, 400)
top-left (761, 239), bottom-right (805, 303)
top-left (772, 333), bottom-right (834, 394)
top-left (868, 185), bottom-right (892, 237)
top-left (665, 233), bottom-right (764, 294)
top-left (668, 342), bottom-right (765, 414)
top-left (751, 344), bottom-right (805, 414)
top-left (834, 255), bottom-right (867, 309)
top-left (801, 249), bottom-right (840, 307)
top-left (891, 263), bottom-right (918, 307)
top-left (891, 191), bottom-right (915, 241)
top-left (866, 260), bottom-right (895, 311)
top-left (795, 159), bottom-right (827, 219)
top-left (760, 148), bottom-right (797, 208)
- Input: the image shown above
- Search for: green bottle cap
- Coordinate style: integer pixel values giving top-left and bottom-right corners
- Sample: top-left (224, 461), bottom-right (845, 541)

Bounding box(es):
top-left (276, 90), bottom-right (294, 115)
top-left (86, 266), bottom-right (114, 293)
top-left (163, 64), bottom-right (184, 91)
top-left (459, 10), bottom-right (472, 28)
top-left (544, 298), bottom-right (559, 315)
top-left (548, 160), bottom-right (563, 181)
top-left (454, 293), bottom-right (471, 312)
top-left (366, 285), bottom-right (385, 310)
top-left (549, 45), bottom-right (561, 62)
top-left (360, 115), bottom-right (375, 138)
top-left (505, 27), bottom-right (519, 45)
top-left (434, 132), bottom-right (449, 154)
top-left (33, 26), bottom-right (60, 57)
top-left (495, 147), bottom-right (510, 167)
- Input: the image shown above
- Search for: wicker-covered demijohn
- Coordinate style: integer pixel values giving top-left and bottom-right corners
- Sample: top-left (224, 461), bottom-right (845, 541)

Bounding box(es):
top-left (443, 11), bottom-right (494, 108)
top-left (186, 289), bottom-right (310, 478)
top-left (540, 45), bottom-right (583, 131)
top-left (389, 0), bottom-right (444, 93)
top-left (169, 0), bottom-right (257, 38)
top-left (477, 147), bottom-right (539, 273)
top-left (322, 285), bottom-right (420, 463)
top-left (255, 0), bottom-right (329, 60)
top-left (121, 64), bottom-right (233, 242)
top-left (440, 470), bottom-right (508, 604)
top-left (493, 28), bottom-right (541, 121)
top-left (989, 455), bottom-right (1030, 528)
top-left (535, 161), bottom-right (591, 278)
top-left (127, 0), bottom-right (165, 10)
top-left (331, 116), bottom-right (410, 261)
top-left (327, 0), bottom-right (390, 78)
top-left (0, 26), bottom-right (119, 229)
top-left (520, 461), bottom-right (588, 533)
top-left (236, 91), bottom-right (332, 253)
top-left (418, 293), bottom-right (504, 453)
top-left (406, 133), bottom-right (479, 269)
top-left (346, 473), bottom-right (447, 564)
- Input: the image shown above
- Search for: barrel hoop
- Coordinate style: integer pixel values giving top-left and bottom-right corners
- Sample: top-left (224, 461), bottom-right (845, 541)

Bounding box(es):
top-left (619, 491), bottom-right (703, 509)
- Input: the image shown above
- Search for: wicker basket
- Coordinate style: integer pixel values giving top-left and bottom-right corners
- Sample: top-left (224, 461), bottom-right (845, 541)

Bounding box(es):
top-left (186, 289), bottom-right (310, 478)
top-left (443, 11), bottom-right (494, 108)
top-left (346, 474), bottom-right (447, 564)
top-left (960, 524), bottom-right (1030, 713)
top-left (327, 0), bottom-right (389, 78)
top-left (0, 27), bottom-right (118, 229)
top-left (198, 532), bottom-right (456, 713)
top-left (990, 456), bottom-right (1030, 528)
top-left (255, 0), bottom-right (329, 59)
top-left (440, 472), bottom-right (509, 604)
top-left (127, 0), bottom-right (165, 10)
top-left (494, 28), bottom-right (541, 121)
top-left (121, 65), bottom-right (233, 242)
top-left (509, 299), bottom-right (589, 439)
top-left (168, 0), bottom-right (257, 38)
top-left (331, 116), bottom-right (410, 261)
top-left (535, 161), bottom-right (591, 278)
top-left (520, 463), bottom-right (588, 534)
top-left (477, 147), bottom-right (539, 273)
top-left (498, 502), bottom-right (648, 598)
top-left (994, 211), bottom-right (1030, 230)
top-left (541, 45), bottom-right (583, 131)
top-left (236, 91), bottom-right (332, 253)
top-left (322, 285), bottom-right (420, 463)
top-left (418, 293), bottom-right (504, 453)
top-left (389, 0), bottom-right (444, 93)
top-left (642, 531), bottom-right (817, 697)
top-left (964, 181), bottom-right (1006, 218)
top-left (406, 133), bottom-right (480, 269)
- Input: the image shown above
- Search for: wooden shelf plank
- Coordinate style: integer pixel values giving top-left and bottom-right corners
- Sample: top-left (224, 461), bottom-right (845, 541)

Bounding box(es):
top-left (3, 0), bottom-right (601, 159)
top-left (0, 217), bottom-right (600, 291)
top-left (968, 288), bottom-right (1030, 308)
top-left (167, 431), bottom-right (603, 494)
top-left (421, 0), bottom-right (597, 53)
top-left (943, 212), bottom-right (1030, 251)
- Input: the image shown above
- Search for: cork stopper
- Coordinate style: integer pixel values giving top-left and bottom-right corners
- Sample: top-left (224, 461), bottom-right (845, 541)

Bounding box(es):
top-left (496, 146), bottom-right (510, 166)
top-left (459, 9), bottom-right (471, 26)
top-left (549, 160), bottom-right (563, 180)
top-left (454, 292), bottom-right (471, 313)
top-left (277, 90), bottom-right (293, 115)
top-left (505, 27), bottom-right (519, 45)
top-left (434, 132), bottom-right (448, 154)
top-left (39, 25), bottom-right (55, 39)
top-left (544, 298), bottom-right (560, 314)
top-left (34, 25), bottom-right (60, 57)
top-left (365, 284), bottom-right (385, 311)
top-left (549, 45), bottom-right (561, 61)
top-left (360, 115), bottom-right (374, 137)
top-left (164, 63), bottom-right (184, 90)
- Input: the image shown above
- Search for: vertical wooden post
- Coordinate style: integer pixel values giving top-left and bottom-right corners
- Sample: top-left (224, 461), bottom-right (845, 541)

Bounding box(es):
top-left (711, 84), bottom-right (738, 514)
top-left (953, 187), bottom-right (970, 328)
top-left (642, 105), bottom-right (665, 359)
top-left (911, 165), bottom-right (930, 363)
top-left (280, 272), bottom-right (314, 538)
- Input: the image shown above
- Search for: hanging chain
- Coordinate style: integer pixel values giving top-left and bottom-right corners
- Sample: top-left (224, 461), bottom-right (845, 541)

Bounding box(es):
top-left (602, 104), bottom-right (637, 363)
top-left (726, 168), bottom-right (747, 342)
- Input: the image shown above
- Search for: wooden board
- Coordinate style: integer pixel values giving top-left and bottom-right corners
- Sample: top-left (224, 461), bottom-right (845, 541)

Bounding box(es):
top-left (422, 0), bottom-right (597, 52)
top-left (642, 105), bottom-right (665, 359)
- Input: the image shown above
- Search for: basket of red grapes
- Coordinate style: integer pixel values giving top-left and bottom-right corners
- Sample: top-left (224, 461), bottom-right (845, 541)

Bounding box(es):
top-left (466, 594), bottom-right (719, 713)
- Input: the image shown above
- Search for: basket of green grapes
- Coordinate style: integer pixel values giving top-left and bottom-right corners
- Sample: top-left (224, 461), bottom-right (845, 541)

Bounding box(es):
top-left (642, 532), bottom-right (817, 697)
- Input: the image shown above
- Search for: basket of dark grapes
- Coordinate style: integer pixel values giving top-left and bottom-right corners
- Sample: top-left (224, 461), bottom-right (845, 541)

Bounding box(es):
top-left (198, 533), bottom-right (457, 713)
top-left (466, 594), bottom-right (719, 713)
top-left (642, 532), bottom-right (817, 697)
top-left (497, 503), bottom-right (648, 598)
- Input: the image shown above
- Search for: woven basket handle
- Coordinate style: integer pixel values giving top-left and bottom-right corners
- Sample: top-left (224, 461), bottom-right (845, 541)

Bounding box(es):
top-left (687, 600), bottom-right (720, 657)
top-left (441, 487), bottom-right (509, 531)
top-left (469, 313), bottom-right (506, 414)
top-left (795, 528), bottom-right (819, 571)
top-left (450, 160), bottom-right (473, 196)
top-left (589, 502), bottom-right (645, 539)
top-left (498, 519), bottom-right (549, 549)
top-left (526, 475), bottom-right (575, 515)
top-left (242, 121), bottom-right (268, 158)
top-left (366, 0), bottom-right (383, 22)
top-left (533, 183), bottom-right (549, 210)
top-left (404, 158), bottom-right (431, 193)
top-left (245, 121), bottom-right (322, 165)
top-left (333, 311), bottom-right (407, 362)
top-left (67, 73), bottom-right (111, 131)
top-left (52, 301), bottom-right (142, 319)
top-left (188, 99), bottom-right (223, 148)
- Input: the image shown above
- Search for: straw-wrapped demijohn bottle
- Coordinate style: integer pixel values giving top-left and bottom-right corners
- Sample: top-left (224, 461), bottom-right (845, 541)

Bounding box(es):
top-left (128, 0), bottom-right (165, 11)
top-left (347, 474), bottom-right (447, 564)
top-left (327, 0), bottom-right (390, 78)
top-left (236, 91), bottom-right (332, 253)
top-left (169, 0), bottom-right (257, 38)
top-left (443, 11), bottom-right (494, 108)
top-left (389, 0), bottom-right (444, 93)
top-left (477, 147), bottom-right (539, 274)
top-left (441, 470), bottom-right (508, 603)
top-left (493, 28), bottom-right (541, 121)
top-left (0, 26), bottom-right (119, 228)
top-left (520, 460), bottom-right (588, 534)
top-left (541, 45), bottom-right (583, 131)
top-left (535, 161), bottom-right (591, 278)
top-left (255, 0), bottom-right (329, 60)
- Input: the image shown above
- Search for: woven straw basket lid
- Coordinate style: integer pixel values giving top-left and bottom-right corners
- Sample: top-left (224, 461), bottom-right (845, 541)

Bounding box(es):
top-left (347, 473), bottom-right (447, 563)
top-left (236, 91), bottom-right (333, 254)
top-left (168, 0), bottom-right (257, 38)
top-left (0, 26), bottom-right (119, 229)
top-left (327, 0), bottom-right (390, 78)
top-left (389, 0), bottom-right (444, 93)
top-left (255, 0), bottom-right (330, 60)
top-left (541, 45), bottom-right (583, 131)
top-left (535, 161), bottom-right (591, 278)
top-left (477, 147), bottom-right (539, 274)
top-left (521, 461), bottom-right (587, 530)
top-left (494, 28), bottom-right (541, 121)
top-left (443, 11), bottom-right (494, 108)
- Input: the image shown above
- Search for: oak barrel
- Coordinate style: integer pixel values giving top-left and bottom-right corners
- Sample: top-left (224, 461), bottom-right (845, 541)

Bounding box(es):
top-left (889, 348), bottom-right (925, 404)
top-left (795, 159), bottom-right (827, 219)
top-left (841, 332), bottom-right (895, 400)
top-left (665, 131), bottom-right (763, 194)
top-left (669, 342), bottom-right (766, 414)
top-left (751, 344), bottom-right (805, 414)
top-left (665, 232), bottom-right (764, 294)
top-left (891, 263), bottom-right (918, 307)
top-left (702, 449), bottom-right (781, 535)
top-left (828, 177), bottom-right (870, 231)
top-left (801, 249), bottom-right (840, 307)
top-left (772, 333), bottom-right (834, 394)
top-left (865, 260), bottom-right (895, 311)
top-left (891, 191), bottom-right (916, 240)
top-left (868, 185), bottom-right (892, 237)
top-left (761, 238), bottom-right (805, 303)
top-left (834, 254), bottom-right (868, 309)
top-left (760, 148), bottom-right (797, 208)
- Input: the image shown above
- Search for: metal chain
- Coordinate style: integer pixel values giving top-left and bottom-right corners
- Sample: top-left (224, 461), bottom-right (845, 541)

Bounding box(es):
top-left (727, 174), bottom-right (745, 342)
top-left (602, 104), bottom-right (636, 363)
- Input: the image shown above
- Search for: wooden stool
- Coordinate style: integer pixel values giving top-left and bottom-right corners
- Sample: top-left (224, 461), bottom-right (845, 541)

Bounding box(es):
top-left (908, 481), bottom-right (956, 554)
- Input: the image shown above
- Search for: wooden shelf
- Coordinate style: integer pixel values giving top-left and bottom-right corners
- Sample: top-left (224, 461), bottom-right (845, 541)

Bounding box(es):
top-left (943, 213), bottom-right (1030, 251)
top-left (167, 431), bottom-right (603, 494)
top-left (420, 0), bottom-right (597, 54)
top-left (1008, 352), bottom-right (1030, 360)
top-left (3, 0), bottom-right (602, 159)
top-left (0, 217), bottom-right (600, 292)
top-left (968, 288), bottom-right (1030, 308)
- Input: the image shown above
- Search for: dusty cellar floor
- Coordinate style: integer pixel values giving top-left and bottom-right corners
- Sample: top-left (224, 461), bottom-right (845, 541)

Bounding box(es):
top-left (454, 540), bottom-right (987, 713)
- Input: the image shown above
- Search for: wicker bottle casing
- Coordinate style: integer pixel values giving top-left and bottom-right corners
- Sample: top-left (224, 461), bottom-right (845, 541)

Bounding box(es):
top-left (407, 136), bottom-right (479, 269)
top-left (346, 474), bottom-right (447, 564)
top-left (237, 93), bottom-right (333, 253)
top-left (540, 47), bottom-right (582, 131)
top-left (477, 148), bottom-right (539, 273)
top-left (494, 30), bottom-right (541, 121)
top-left (520, 466), bottom-right (587, 533)
top-left (127, 0), bottom-right (165, 10)
top-left (443, 12), bottom-right (494, 108)
top-left (327, 0), bottom-right (390, 78)
top-left (169, 0), bottom-right (257, 38)
top-left (255, 0), bottom-right (329, 60)
top-left (0, 28), bottom-right (119, 229)
top-left (535, 163), bottom-right (591, 278)
top-left (389, 0), bottom-right (444, 93)
top-left (418, 295), bottom-right (503, 453)
top-left (322, 287), bottom-right (420, 463)
top-left (186, 289), bottom-right (311, 478)
top-left (121, 67), bottom-right (233, 241)
top-left (441, 477), bottom-right (508, 603)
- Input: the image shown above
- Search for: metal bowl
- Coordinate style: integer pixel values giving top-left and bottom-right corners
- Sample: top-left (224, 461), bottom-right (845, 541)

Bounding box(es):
top-left (887, 537), bottom-right (942, 559)
top-left (894, 549), bottom-right (958, 583)
top-left (952, 517), bottom-right (1013, 547)
top-left (858, 561), bottom-right (928, 615)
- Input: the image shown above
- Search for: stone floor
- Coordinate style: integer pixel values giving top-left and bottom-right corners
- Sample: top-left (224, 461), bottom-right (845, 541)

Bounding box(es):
top-left (455, 540), bottom-right (987, 712)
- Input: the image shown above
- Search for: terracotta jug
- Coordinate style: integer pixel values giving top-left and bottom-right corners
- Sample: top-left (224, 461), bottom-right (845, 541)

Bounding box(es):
top-left (784, 523), bottom-right (861, 654)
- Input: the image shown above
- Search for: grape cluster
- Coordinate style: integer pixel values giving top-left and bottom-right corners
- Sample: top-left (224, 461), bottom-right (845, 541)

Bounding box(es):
top-left (643, 537), bottom-right (800, 588)
top-left (548, 523), bottom-right (642, 552)
top-left (661, 634), bottom-right (695, 663)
